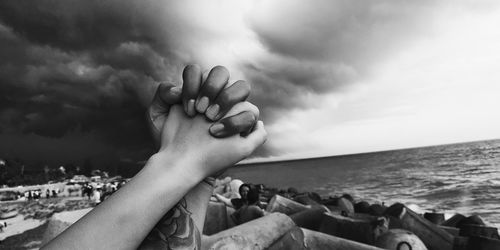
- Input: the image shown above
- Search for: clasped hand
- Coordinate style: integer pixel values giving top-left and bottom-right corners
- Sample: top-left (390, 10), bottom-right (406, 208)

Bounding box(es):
top-left (147, 65), bottom-right (267, 179)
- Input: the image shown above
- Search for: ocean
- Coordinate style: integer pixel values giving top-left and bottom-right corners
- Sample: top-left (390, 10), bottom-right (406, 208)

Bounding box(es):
top-left (227, 139), bottom-right (500, 227)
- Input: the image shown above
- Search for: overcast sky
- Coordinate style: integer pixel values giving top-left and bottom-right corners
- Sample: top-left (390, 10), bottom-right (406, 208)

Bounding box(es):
top-left (1, 0), bottom-right (500, 167)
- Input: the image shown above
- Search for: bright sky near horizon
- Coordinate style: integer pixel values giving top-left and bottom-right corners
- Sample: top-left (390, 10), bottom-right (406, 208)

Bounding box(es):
top-left (1, 0), bottom-right (500, 165)
top-left (215, 0), bottom-right (500, 161)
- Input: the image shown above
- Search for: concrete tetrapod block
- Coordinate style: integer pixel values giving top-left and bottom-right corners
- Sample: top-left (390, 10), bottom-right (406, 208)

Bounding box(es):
top-left (465, 236), bottom-right (500, 250)
top-left (354, 201), bottom-right (371, 214)
top-left (301, 228), bottom-right (384, 250)
top-left (289, 205), bottom-right (330, 231)
top-left (453, 236), bottom-right (469, 250)
top-left (337, 197), bottom-right (355, 215)
top-left (266, 195), bottom-right (310, 215)
top-left (318, 213), bottom-right (388, 245)
top-left (384, 203), bottom-right (454, 250)
top-left (203, 201), bottom-right (229, 236)
top-left (423, 212), bottom-right (445, 225)
top-left (458, 215), bottom-right (486, 228)
top-left (459, 224), bottom-right (500, 239)
top-left (375, 229), bottom-right (428, 250)
top-left (367, 204), bottom-right (386, 217)
top-left (294, 193), bottom-right (322, 206)
top-left (225, 206), bottom-right (236, 229)
top-left (438, 225), bottom-right (460, 236)
top-left (202, 212), bottom-right (297, 250)
top-left (267, 226), bottom-right (307, 250)
top-left (442, 213), bottom-right (466, 228)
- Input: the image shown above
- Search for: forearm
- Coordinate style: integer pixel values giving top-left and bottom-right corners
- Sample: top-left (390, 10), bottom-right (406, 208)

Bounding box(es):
top-left (42, 153), bottom-right (203, 250)
top-left (139, 178), bottom-right (214, 249)
top-left (215, 193), bottom-right (234, 207)
top-left (187, 178), bottom-right (215, 231)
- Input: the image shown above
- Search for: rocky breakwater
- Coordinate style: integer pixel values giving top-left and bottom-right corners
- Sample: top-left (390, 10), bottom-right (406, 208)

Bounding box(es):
top-left (203, 185), bottom-right (500, 250)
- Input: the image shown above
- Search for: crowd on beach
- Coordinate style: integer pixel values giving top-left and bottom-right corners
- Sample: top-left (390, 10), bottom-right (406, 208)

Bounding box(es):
top-left (0, 175), bottom-right (128, 242)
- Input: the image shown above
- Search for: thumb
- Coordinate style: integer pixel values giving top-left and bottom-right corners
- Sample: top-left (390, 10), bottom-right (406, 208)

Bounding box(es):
top-left (154, 83), bottom-right (182, 110)
top-left (148, 83), bottom-right (182, 121)
top-left (147, 83), bottom-right (182, 148)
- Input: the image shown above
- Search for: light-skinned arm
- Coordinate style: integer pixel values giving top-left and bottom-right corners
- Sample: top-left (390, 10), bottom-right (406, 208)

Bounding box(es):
top-left (42, 104), bottom-right (266, 250)
top-left (140, 65), bottom-right (258, 249)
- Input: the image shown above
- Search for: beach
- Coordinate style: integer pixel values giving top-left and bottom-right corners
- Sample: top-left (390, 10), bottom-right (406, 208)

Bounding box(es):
top-left (0, 196), bottom-right (95, 249)
top-left (2, 175), bottom-right (499, 249)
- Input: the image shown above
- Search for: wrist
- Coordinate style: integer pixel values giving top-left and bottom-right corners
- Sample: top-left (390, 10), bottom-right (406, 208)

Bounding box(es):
top-left (147, 151), bottom-right (206, 185)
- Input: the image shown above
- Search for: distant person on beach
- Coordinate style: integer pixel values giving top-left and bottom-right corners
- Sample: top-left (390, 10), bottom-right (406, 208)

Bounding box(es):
top-left (214, 183), bottom-right (252, 209)
top-left (42, 65), bottom-right (266, 250)
top-left (225, 179), bottom-right (244, 199)
top-left (231, 187), bottom-right (265, 225)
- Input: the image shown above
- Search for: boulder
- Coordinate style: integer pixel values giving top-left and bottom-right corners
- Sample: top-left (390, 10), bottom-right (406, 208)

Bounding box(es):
top-left (375, 229), bottom-right (428, 250)
top-left (302, 228), bottom-right (384, 250)
top-left (368, 204), bottom-right (385, 216)
top-left (203, 213), bottom-right (297, 249)
top-left (423, 212), bottom-right (445, 225)
top-left (459, 224), bottom-right (500, 239)
top-left (384, 203), bottom-right (454, 250)
top-left (289, 205), bottom-right (329, 231)
top-left (266, 195), bottom-right (309, 215)
top-left (354, 201), bottom-right (371, 214)
top-left (441, 213), bottom-right (466, 228)
top-left (203, 201), bottom-right (229, 235)
top-left (318, 213), bottom-right (388, 245)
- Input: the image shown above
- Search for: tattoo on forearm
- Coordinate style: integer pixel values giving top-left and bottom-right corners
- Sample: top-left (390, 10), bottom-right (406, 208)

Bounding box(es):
top-left (140, 198), bottom-right (201, 250)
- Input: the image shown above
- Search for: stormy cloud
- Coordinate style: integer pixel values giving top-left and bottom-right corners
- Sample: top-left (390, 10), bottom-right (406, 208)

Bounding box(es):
top-left (2, 0), bottom-right (487, 165)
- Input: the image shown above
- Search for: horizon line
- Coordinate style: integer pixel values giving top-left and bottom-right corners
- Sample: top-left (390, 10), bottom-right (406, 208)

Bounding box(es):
top-left (239, 137), bottom-right (500, 165)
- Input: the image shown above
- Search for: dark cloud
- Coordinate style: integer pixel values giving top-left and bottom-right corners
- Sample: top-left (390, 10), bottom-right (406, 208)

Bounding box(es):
top-left (0, 0), bottom-right (180, 164)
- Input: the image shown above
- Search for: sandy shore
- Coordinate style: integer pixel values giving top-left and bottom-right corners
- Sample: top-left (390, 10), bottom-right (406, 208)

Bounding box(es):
top-left (0, 195), bottom-right (95, 249)
top-left (0, 215), bottom-right (45, 241)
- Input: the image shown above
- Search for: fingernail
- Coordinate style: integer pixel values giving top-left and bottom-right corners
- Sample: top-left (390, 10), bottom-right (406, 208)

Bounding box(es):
top-left (214, 112), bottom-right (225, 121)
top-left (205, 104), bottom-right (220, 120)
top-left (187, 99), bottom-right (196, 116)
top-left (196, 96), bottom-right (209, 113)
top-left (170, 86), bottom-right (182, 95)
top-left (210, 123), bottom-right (225, 136)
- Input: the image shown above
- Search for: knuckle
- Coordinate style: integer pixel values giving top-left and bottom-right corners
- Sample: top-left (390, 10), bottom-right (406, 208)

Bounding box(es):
top-left (240, 143), bottom-right (254, 156)
top-left (202, 84), bottom-right (220, 98)
top-left (216, 92), bottom-right (231, 107)
top-left (183, 64), bottom-right (201, 78)
top-left (212, 65), bottom-right (229, 75)
top-left (262, 130), bottom-right (268, 140)
top-left (235, 80), bottom-right (251, 92)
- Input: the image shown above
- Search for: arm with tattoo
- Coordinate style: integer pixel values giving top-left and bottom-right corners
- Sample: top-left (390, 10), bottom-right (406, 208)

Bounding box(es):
top-left (139, 179), bottom-right (214, 249)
